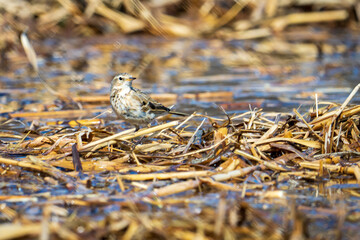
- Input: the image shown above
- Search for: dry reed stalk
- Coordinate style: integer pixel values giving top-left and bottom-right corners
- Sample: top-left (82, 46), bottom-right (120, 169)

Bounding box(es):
top-left (158, 14), bottom-right (194, 37)
top-left (211, 165), bottom-right (260, 181)
top-left (118, 171), bottom-right (214, 181)
top-left (38, 6), bottom-right (69, 27)
top-left (269, 143), bottom-right (314, 161)
top-left (127, 0), bottom-right (166, 36)
top-left (130, 182), bottom-right (148, 190)
top-left (182, 118), bottom-right (206, 154)
top-left (20, 32), bottom-right (38, 73)
top-left (0, 205), bottom-right (17, 220)
top-left (57, 0), bottom-right (82, 17)
top-left (213, 0), bottom-right (251, 29)
top-left (194, 110), bottom-right (253, 123)
top-left (95, 1), bottom-right (145, 33)
top-left (80, 120), bottom-right (178, 153)
top-left (131, 151), bottom-right (141, 166)
top-left (293, 108), bottom-right (323, 142)
top-left (174, 133), bottom-right (236, 158)
top-left (250, 146), bottom-right (260, 159)
top-left (0, 195), bottom-right (39, 201)
top-left (253, 116), bottom-right (280, 148)
top-left (245, 119), bottom-right (275, 128)
top-left (142, 197), bottom-right (193, 206)
top-left (253, 170), bottom-right (271, 182)
top-left (174, 112), bottom-right (197, 130)
top-left (279, 171), bottom-right (318, 178)
top-left (150, 179), bottom-right (200, 197)
top-left (271, 10), bottom-right (349, 31)
top-left (262, 161), bottom-right (287, 172)
top-left (134, 143), bottom-right (173, 152)
top-left (256, 147), bottom-right (271, 161)
top-left (116, 175), bottom-right (125, 192)
top-left (330, 83), bottom-right (360, 124)
top-left (20, 32), bottom-right (60, 97)
top-left (0, 223), bottom-right (43, 240)
top-left (253, 137), bottom-right (321, 148)
top-left (0, 157), bottom-right (75, 182)
top-left (313, 151), bottom-right (360, 159)
top-left (310, 105), bottom-right (360, 130)
top-left (122, 221), bottom-right (139, 240)
top-left (265, 0), bottom-right (278, 17)
top-left (353, 166), bottom-right (360, 184)
top-left (262, 190), bottom-right (285, 199)
top-left (299, 162), bottom-right (355, 174)
top-left (227, 28), bottom-right (272, 40)
top-left (200, 178), bottom-right (243, 192)
top-left (234, 149), bottom-right (264, 163)
top-left (10, 109), bottom-right (102, 118)
top-left (50, 222), bottom-right (79, 240)
top-left (118, 165), bottom-right (172, 173)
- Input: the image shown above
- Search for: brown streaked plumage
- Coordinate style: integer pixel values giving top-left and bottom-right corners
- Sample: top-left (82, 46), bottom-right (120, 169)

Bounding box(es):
top-left (110, 73), bottom-right (186, 130)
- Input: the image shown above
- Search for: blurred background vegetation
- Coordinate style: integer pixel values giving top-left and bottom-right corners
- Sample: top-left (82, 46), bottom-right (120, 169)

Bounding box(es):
top-left (0, 0), bottom-right (358, 40)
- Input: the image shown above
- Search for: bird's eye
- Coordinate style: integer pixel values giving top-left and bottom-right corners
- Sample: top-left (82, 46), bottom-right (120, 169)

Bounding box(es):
top-left (119, 77), bottom-right (123, 80)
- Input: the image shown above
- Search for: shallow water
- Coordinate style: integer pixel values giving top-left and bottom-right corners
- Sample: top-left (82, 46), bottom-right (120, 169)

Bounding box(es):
top-left (1, 29), bottom-right (360, 121)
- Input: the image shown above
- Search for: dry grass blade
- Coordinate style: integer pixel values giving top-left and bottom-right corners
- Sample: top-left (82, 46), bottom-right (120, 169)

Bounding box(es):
top-left (331, 83), bottom-right (360, 124)
top-left (271, 10), bottom-right (349, 31)
top-left (213, 0), bottom-right (252, 30)
top-left (182, 117), bottom-right (206, 154)
top-left (95, 2), bottom-right (145, 33)
top-left (235, 149), bottom-right (264, 163)
top-left (0, 224), bottom-right (43, 240)
top-left (20, 32), bottom-right (38, 73)
top-left (354, 166), bottom-right (360, 184)
top-left (150, 179), bottom-right (200, 197)
top-left (299, 162), bottom-right (355, 174)
top-left (293, 108), bottom-right (323, 142)
top-left (80, 120), bottom-right (179, 152)
top-left (253, 137), bottom-right (321, 149)
top-left (118, 171), bottom-right (214, 181)
top-left (20, 32), bottom-right (80, 107)
top-left (0, 157), bottom-right (75, 183)
top-left (211, 165), bottom-right (260, 181)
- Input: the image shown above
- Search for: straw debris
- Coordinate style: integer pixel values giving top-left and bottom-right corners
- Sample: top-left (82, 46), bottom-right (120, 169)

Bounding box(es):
top-left (1, 84), bottom-right (360, 238)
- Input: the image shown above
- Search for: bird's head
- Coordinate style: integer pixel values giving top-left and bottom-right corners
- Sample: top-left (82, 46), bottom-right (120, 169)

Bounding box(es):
top-left (111, 73), bottom-right (136, 89)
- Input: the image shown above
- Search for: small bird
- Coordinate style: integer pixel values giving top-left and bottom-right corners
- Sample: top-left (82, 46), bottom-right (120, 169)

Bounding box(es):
top-left (110, 73), bottom-right (187, 130)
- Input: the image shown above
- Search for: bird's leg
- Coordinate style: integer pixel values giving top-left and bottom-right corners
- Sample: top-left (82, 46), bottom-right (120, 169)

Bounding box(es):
top-left (152, 119), bottom-right (159, 126)
top-left (131, 135), bottom-right (146, 151)
top-left (130, 123), bottom-right (152, 150)
top-left (130, 124), bottom-right (145, 151)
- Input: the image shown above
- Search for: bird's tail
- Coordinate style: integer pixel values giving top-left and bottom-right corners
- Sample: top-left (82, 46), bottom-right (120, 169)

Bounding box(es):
top-left (168, 111), bottom-right (188, 117)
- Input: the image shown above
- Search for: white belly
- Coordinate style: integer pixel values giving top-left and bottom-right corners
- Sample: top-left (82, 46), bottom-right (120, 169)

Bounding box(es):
top-left (110, 88), bottom-right (155, 124)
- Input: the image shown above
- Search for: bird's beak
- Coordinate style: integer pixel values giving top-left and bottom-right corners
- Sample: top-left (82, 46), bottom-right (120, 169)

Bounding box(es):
top-left (125, 77), bottom-right (136, 81)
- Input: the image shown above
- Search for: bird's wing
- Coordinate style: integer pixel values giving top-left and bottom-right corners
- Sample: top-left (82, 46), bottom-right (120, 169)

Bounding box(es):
top-left (132, 88), bottom-right (170, 113)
